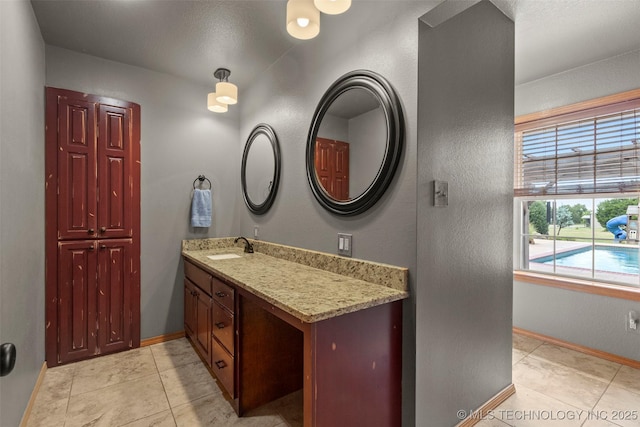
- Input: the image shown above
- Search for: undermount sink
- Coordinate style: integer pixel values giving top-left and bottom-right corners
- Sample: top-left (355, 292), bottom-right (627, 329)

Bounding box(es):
top-left (207, 254), bottom-right (242, 261)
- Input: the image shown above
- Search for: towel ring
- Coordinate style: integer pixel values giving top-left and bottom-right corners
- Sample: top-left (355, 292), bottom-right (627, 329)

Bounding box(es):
top-left (193, 175), bottom-right (212, 190)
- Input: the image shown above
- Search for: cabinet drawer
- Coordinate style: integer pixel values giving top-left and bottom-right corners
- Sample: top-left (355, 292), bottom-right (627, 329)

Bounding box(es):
top-left (212, 302), bottom-right (234, 355)
top-left (212, 276), bottom-right (235, 312)
top-left (184, 260), bottom-right (212, 296)
top-left (211, 338), bottom-right (234, 396)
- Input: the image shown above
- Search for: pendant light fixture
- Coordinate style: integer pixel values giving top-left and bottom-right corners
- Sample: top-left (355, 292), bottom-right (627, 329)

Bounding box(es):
top-left (286, 0), bottom-right (320, 40)
top-left (214, 68), bottom-right (238, 105)
top-left (207, 92), bottom-right (227, 113)
top-left (313, 0), bottom-right (351, 15)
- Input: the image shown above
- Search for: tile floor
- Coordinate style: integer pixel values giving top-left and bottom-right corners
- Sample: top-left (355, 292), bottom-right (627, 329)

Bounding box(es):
top-left (26, 338), bottom-right (302, 427)
top-left (25, 334), bottom-right (640, 427)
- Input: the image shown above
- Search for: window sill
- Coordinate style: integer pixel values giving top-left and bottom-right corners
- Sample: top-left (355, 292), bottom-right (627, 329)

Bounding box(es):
top-left (513, 271), bottom-right (640, 302)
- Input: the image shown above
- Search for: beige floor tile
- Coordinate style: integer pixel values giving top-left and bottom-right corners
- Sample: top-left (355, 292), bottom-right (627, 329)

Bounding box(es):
top-left (491, 384), bottom-right (585, 427)
top-left (582, 419), bottom-right (624, 427)
top-left (259, 390), bottom-right (303, 427)
top-left (513, 333), bottom-right (544, 353)
top-left (612, 365), bottom-right (640, 395)
top-left (120, 410), bottom-right (177, 427)
top-left (512, 356), bottom-right (609, 410)
top-left (475, 419), bottom-right (512, 427)
top-left (37, 364), bottom-right (75, 402)
top-left (529, 343), bottom-right (621, 382)
top-left (172, 394), bottom-right (242, 427)
top-left (160, 360), bottom-right (222, 408)
top-left (512, 349), bottom-right (529, 365)
top-left (25, 396), bottom-right (67, 427)
top-left (70, 347), bottom-right (157, 396)
top-left (65, 373), bottom-right (169, 427)
top-left (150, 338), bottom-right (201, 373)
top-left (593, 385), bottom-right (640, 427)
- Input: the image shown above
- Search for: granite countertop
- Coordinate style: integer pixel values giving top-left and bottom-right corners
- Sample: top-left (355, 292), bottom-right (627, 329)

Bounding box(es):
top-left (182, 238), bottom-right (409, 323)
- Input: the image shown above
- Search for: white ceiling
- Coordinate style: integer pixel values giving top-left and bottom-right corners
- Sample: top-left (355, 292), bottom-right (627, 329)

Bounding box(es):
top-left (31, 0), bottom-right (640, 89)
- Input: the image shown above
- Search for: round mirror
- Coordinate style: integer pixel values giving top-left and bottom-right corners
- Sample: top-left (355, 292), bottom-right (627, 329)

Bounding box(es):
top-left (241, 124), bottom-right (281, 215)
top-left (306, 70), bottom-right (404, 216)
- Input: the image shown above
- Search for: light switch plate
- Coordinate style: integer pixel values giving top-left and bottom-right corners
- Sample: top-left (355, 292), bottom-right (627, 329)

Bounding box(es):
top-left (337, 233), bottom-right (352, 257)
top-left (434, 180), bottom-right (448, 207)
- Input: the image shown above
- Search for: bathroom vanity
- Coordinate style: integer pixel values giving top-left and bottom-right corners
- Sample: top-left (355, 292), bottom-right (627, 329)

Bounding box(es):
top-left (181, 238), bottom-right (408, 427)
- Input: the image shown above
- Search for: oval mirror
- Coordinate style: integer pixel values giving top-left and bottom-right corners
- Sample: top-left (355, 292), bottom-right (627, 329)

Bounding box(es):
top-left (241, 124), bottom-right (281, 215)
top-left (306, 70), bottom-right (404, 216)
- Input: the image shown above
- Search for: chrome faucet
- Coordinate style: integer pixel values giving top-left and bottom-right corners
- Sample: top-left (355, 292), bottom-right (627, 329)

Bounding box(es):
top-left (234, 236), bottom-right (254, 253)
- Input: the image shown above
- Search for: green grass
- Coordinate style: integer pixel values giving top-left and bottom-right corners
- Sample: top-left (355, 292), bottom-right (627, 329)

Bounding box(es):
top-left (528, 224), bottom-right (613, 241)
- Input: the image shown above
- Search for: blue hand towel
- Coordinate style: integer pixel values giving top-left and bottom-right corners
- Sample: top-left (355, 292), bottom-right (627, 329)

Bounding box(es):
top-left (191, 189), bottom-right (212, 227)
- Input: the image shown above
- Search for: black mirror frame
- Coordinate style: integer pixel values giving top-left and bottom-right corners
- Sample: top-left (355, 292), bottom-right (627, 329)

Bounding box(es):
top-left (306, 70), bottom-right (404, 216)
top-left (241, 123), bottom-right (281, 215)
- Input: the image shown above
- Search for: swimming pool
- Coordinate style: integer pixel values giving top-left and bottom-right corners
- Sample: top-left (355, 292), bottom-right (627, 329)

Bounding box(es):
top-left (535, 245), bottom-right (638, 275)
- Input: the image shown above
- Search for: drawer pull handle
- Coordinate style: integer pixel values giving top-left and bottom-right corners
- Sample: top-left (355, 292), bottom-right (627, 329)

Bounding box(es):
top-left (215, 322), bottom-right (225, 329)
top-left (215, 291), bottom-right (226, 298)
top-left (215, 360), bottom-right (227, 369)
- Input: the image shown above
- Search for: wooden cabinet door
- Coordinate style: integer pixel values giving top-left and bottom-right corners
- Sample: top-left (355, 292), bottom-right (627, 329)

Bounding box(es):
top-left (195, 291), bottom-right (212, 365)
top-left (97, 104), bottom-right (133, 238)
top-left (57, 241), bottom-right (98, 364)
top-left (184, 279), bottom-right (197, 339)
top-left (57, 96), bottom-right (98, 240)
top-left (97, 239), bottom-right (133, 354)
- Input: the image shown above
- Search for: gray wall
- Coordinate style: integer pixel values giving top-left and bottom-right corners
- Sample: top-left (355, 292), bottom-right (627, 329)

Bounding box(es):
top-left (237, 3), bottom-right (445, 424)
top-left (45, 46), bottom-right (241, 339)
top-left (0, 1), bottom-right (46, 425)
top-left (349, 108), bottom-right (387, 197)
top-left (513, 49), bottom-right (640, 361)
top-left (417, 2), bottom-right (514, 426)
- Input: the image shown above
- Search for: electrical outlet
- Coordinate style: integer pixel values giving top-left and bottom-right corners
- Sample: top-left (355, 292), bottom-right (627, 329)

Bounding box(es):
top-left (626, 310), bottom-right (639, 334)
top-left (337, 233), bottom-right (352, 257)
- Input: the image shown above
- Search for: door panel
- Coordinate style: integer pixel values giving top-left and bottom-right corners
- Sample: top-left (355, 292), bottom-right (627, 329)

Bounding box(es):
top-left (98, 105), bottom-right (132, 238)
top-left (57, 98), bottom-right (97, 240)
top-left (58, 241), bottom-right (97, 364)
top-left (314, 137), bottom-right (350, 200)
top-left (184, 279), bottom-right (197, 339)
top-left (97, 239), bottom-right (132, 354)
top-left (195, 292), bottom-right (212, 365)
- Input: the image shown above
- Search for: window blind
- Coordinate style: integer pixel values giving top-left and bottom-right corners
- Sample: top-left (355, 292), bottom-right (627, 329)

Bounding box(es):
top-left (514, 96), bottom-right (640, 197)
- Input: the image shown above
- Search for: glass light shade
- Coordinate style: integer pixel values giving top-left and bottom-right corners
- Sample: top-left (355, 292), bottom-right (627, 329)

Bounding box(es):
top-left (286, 0), bottom-right (320, 40)
top-left (313, 0), bottom-right (351, 15)
top-left (215, 82), bottom-right (238, 105)
top-left (207, 92), bottom-right (228, 113)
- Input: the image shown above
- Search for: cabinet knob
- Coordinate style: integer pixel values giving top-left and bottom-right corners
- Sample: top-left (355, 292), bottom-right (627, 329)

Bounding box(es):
top-left (100, 245), bottom-right (106, 250)
top-left (215, 322), bottom-right (225, 329)
top-left (100, 227), bottom-right (106, 233)
top-left (215, 291), bottom-right (226, 298)
top-left (214, 360), bottom-right (227, 369)
top-left (88, 228), bottom-right (94, 234)
top-left (88, 244), bottom-right (95, 251)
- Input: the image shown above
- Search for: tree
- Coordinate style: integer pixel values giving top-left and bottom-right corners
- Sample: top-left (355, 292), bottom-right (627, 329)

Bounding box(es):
top-left (595, 198), bottom-right (638, 228)
top-left (555, 205), bottom-right (574, 235)
top-left (568, 204), bottom-right (588, 225)
top-left (529, 201), bottom-right (549, 235)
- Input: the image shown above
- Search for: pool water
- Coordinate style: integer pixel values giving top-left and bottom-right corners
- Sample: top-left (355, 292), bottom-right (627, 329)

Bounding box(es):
top-left (536, 246), bottom-right (638, 275)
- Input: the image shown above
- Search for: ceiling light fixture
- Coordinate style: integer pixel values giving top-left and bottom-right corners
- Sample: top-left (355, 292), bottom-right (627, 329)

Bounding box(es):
top-left (207, 92), bottom-right (228, 113)
top-left (313, 0), bottom-right (351, 15)
top-left (214, 68), bottom-right (238, 105)
top-left (286, 0), bottom-right (320, 40)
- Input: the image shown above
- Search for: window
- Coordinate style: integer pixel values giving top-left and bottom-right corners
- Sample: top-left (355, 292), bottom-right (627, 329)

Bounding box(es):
top-left (515, 89), bottom-right (640, 291)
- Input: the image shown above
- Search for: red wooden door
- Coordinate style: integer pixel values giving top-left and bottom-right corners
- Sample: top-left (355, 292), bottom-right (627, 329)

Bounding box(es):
top-left (97, 105), bottom-right (133, 238)
top-left (57, 97), bottom-right (98, 240)
top-left (97, 239), bottom-right (133, 354)
top-left (314, 137), bottom-right (349, 200)
top-left (57, 241), bottom-right (98, 364)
